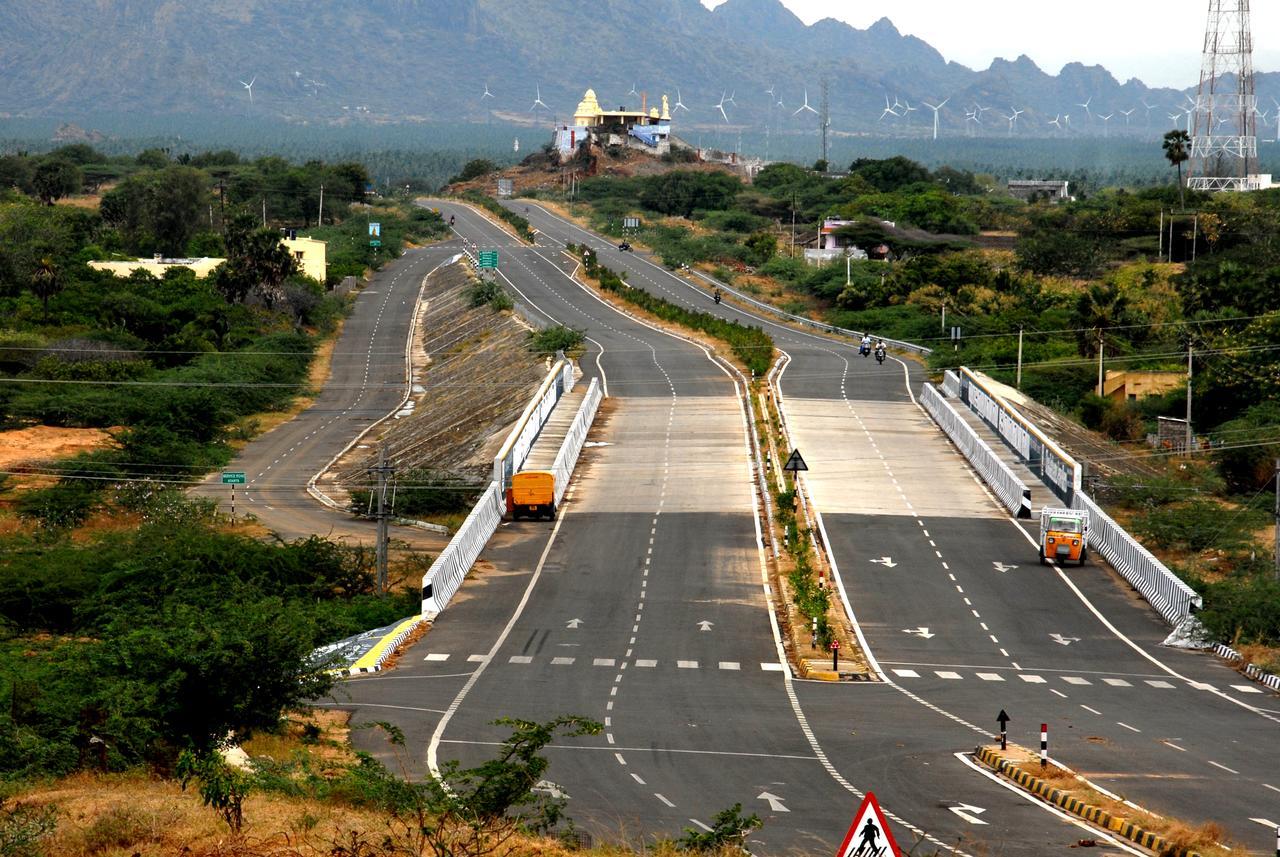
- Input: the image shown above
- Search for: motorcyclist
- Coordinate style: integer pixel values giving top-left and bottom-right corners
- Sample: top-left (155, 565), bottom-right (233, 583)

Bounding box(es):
top-left (449, 215), bottom-right (455, 226)
top-left (875, 340), bottom-right (887, 364)
top-left (860, 334), bottom-right (871, 356)
top-left (713, 288), bottom-right (723, 304)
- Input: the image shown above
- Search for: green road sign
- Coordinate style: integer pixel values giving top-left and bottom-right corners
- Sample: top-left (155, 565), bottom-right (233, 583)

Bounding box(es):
top-left (369, 239), bottom-right (382, 248)
top-left (478, 250), bottom-right (499, 268)
top-left (221, 471), bottom-right (246, 484)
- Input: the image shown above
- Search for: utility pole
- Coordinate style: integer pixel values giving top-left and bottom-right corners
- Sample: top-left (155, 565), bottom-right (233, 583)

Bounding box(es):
top-left (790, 192), bottom-right (797, 258)
top-left (261, 197), bottom-right (267, 228)
top-left (941, 300), bottom-right (946, 333)
top-left (1159, 209), bottom-right (1164, 259)
top-left (1096, 329), bottom-right (1105, 396)
top-left (1016, 327), bottom-right (1024, 389)
top-left (820, 77), bottom-right (830, 166)
top-left (1185, 345), bottom-right (1194, 457)
top-left (370, 444), bottom-right (395, 595)
top-left (1274, 458), bottom-right (1279, 580)
top-left (1191, 212), bottom-right (1198, 262)
top-left (318, 184), bottom-right (324, 227)
top-left (218, 180), bottom-right (226, 233)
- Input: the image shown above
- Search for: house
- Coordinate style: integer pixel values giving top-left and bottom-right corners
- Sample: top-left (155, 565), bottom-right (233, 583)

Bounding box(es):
top-left (803, 218), bottom-right (869, 266)
top-left (90, 235), bottom-right (327, 284)
top-left (1103, 370), bottom-right (1184, 402)
top-left (1007, 180), bottom-right (1071, 203)
top-left (553, 88), bottom-right (673, 159)
top-left (88, 256), bottom-right (224, 279)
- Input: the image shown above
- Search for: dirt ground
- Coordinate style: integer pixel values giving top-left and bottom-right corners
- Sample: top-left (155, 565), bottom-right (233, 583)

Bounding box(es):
top-left (0, 425), bottom-right (117, 469)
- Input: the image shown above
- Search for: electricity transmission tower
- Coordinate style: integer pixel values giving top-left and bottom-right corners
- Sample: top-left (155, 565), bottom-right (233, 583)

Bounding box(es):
top-left (1188, 0), bottom-right (1259, 191)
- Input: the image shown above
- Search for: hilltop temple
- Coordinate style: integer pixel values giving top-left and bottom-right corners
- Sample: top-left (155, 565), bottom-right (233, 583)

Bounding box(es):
top-left (552, 88), bottom-right (672, 159)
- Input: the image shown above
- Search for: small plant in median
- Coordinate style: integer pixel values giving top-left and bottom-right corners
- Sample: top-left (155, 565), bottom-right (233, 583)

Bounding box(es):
top-left (527, 325), bottom-right (585, 356)
top-left (675, 803), bottom-right (762, 851)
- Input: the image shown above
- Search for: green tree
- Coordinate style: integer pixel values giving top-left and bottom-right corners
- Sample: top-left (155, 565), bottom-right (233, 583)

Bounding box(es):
top-left (638, 171), bottom-right (741, 218)
top-left (31, 159), bottom-right (82, 205)
top-left (1163, 129), bottom-right (1191, 210)
top-left (213, 214), bottom-right (297, 304)
top-left (1073, 283), bottom-right (1129, 357)
top-left (0, 156), bottom-right (34, 194)
top-left (149, 166), bottom-right (209, 256)
top-left (744, 231), bottom-right (777, 266)
top-left (30, 257), bottom-right (61, 317)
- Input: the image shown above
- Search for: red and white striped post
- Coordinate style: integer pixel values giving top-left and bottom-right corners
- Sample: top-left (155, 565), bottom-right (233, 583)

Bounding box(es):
top-left (1040, 723), bottom-right (1048, 769)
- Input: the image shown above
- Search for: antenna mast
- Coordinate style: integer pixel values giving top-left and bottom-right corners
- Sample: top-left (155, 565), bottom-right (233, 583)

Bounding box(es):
top-left (1188, 0), bottom-right (1258, 192)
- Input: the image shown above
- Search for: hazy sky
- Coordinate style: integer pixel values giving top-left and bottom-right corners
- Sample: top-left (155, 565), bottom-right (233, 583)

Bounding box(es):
top-left (702, 1), bottom-right (1279, 88)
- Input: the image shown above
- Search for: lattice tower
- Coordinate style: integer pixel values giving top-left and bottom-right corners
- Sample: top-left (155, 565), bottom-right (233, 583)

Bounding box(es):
top-left (1188, 0), bottom-right (1258, 192)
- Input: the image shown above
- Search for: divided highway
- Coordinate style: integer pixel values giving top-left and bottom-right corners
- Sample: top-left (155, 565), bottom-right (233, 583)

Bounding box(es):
top-left (504, 201), bottom-right (1280, 855)
top-left (335, 202), bottom-right (1130, 856)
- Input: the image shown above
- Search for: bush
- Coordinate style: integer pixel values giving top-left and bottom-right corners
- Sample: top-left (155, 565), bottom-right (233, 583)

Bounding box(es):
top-left (352, 469), bottom-right (481, 518)
top-left (1197, 575), bottom-right (1280, 646)
top-left (527, 325), bottom-right (585, 355)
top-left (467, 278), bottom-right (512, 311)
top-left (1131, 500), bottom-right (1265, 553)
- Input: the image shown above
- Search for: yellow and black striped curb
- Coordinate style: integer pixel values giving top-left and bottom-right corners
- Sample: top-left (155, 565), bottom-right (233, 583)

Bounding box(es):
top-left (974, 746), bottom-right (1203, 857)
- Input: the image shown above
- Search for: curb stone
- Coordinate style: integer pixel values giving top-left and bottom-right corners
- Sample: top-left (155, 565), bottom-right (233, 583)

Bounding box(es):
top-left (1212, 642), bottom-right (1280, 692)
top-left (338, 615), bottom-right (426, 677)
top-left (973, 746), bottom-right (1204, 857)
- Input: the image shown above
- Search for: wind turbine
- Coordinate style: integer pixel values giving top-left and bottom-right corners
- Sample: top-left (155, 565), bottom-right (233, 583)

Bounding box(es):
top-left (923, 98), bottom-right (949, 140)
top-left (972, 101), bottom-right (991, 121)
top-left (530, 84), bottom-right (550, 117)
top-left (879, 95), bottom-right (900, 123)
top-left (239, 76), bottom-right (256, 105)
top-left (901, 99), bottom-right (920, 125)
top-left (793, 88), bottom-right (818, 117)
top-left (1010, 107), bottom-right (1024, 133)
top-left (715, 90), bottom-right (730, 124)
top-left (725, 90), bottom-right (737, 107)
top-left (628, 81), bottom-right (639, 99)
top-left (1099, 112), bottom-right (1114, 137)
top-left (1076, 96), bottom-right (1093, 122)
top-left (482, 84), bottom-right (494, 101)
top-left (1119, 107), bottom-right (1135, 125)
top-left (965, 108), bottom-right (980, 137)
top-left (673, 88), bottom-right (689, 113)
top-left (1272, 97), bottom-right (1280, 141)
top-left (1141, 98), bottom-right (1157, 126)
top-left (1048, 114), bottom-right (1064, 135)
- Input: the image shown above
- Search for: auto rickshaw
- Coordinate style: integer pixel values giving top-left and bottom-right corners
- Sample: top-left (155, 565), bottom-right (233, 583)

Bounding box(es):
top-left (1039, 507), bottom-right (1089, 566)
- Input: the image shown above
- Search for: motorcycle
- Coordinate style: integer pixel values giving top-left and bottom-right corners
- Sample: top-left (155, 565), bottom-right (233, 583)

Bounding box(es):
top-left (618, 241), bottom-right (632, 252)
top-left (859, 342), bottom-right (871, 357)
top-left (713, 290), bottom-right (722, 305)
top-left (875, 347), bottom-right (886, 364)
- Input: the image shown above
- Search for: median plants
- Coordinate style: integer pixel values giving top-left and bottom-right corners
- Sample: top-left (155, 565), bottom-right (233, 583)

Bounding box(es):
top-left (569, 246), bottom-right (774, 375)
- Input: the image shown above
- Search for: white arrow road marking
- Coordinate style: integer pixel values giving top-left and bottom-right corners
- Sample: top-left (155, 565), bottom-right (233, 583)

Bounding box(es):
top-left (1050, 634), bottom-right (1080, 646)
top-left (533, 780), bottom-right (570, 800)
top-left (902, 627), bottom-right (936, 639)
top-left (869, 556), bottom-right (898, 568)
top-left (992, 562), bottom-right (1019, 573)
top-left (948, 803), bottom-right (988, 825)
top-left (565, 618), bottom-right (583, 629)
top-left (757, 792), bottom-right (789, 813)
top-left (697, 620), bottom-right (714, 631)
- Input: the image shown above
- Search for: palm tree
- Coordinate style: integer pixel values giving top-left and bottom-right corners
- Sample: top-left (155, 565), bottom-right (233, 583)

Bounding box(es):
top-left (31, 257), bottom-right (61, 318)
top-left (1163, 129), bottom-right (1191, 210)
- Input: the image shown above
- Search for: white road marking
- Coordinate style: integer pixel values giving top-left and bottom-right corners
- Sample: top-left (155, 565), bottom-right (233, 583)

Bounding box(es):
top-left (677, 660), bottom-right (699, 669)
top-left (719, 662), bottom-right (741, 670)
top-left (631, 773), bottom-right (646, 785)
top-left (1063, 676), bottom-right (1091, 685)
top-left (1208, 761), bottom-right (1240, 774)
top-left (761, 662), bottom-right (784, 671)
top-left (1080, 704), bottom-right (1103, 715)
top-left (893, 669), bottom-right (920, 678)
top-left (1019, 674), bottom-right (1047, 683)
top-left (655, 793), bottom-right (676, 808)
top-left (1162, 741), bottom-right (1187, 752)
top-left (1117, 722), bottom-right (1141, 733)
top-left (977, 673), bottom-right (1004, 682)
top-left (936, 671), bottom-right (963, 680)
top-left (508, 655), bottom-right (532, 664)
top-left (551, 657), bottom-right (575, 665)
top-left (1145, 680), bottom-right (1176, 689)
top-left (1103, 678), bottom-right (1131, 687)
top-left (1231, 684), bottom-right (1264, 694)
top-left (1050, 689), bottom-right (1069, 699)
top-left (593, 658), bottom-right (616, 667)
top-left (615, 753), bottom-right (626, 765)
top-left (423, 653), bottom-right (450, 662)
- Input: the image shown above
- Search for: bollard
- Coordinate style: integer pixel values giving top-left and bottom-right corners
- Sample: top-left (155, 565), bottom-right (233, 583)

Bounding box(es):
top-left (831, 639), bottom-right (840, 672)
top-left (1040, 723), bottom-right (1048, 768)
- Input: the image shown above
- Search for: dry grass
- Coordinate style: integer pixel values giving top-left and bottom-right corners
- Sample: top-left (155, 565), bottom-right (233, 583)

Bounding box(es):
top-left (1001, 755), bottom-right (1235, 856)
top-left (0, 426), bottom-right (117, 469)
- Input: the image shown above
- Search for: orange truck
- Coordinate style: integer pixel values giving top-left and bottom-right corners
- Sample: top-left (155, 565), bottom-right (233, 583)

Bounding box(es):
top-left (508, 471), bottom-right (557, 521)
top-left (1038, 507), bottom-right (1089, 565)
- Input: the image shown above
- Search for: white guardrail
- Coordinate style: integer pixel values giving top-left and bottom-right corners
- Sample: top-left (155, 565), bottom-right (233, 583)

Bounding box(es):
top-left (941, 367), bottom-right (1202, 626)
top-left (1071, 492), bottom-right (1202, 625)
top-left (493, 359), bottom-right (575, 489)
top-left (551, 378), bottom-right (602, 505)
top-left (921, 384), bottom-right (1032, 518)
top-left (421, 370), bottom-right (601, 619)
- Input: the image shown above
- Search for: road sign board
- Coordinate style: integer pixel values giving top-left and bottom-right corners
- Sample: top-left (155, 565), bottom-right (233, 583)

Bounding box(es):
top-left (623, 216), bottom-right (641, 229)
top-left (478, 250), bottom-right (499, 269)
top-left (369, 239), bottom-right (382, 248)
top-left (369, 222), bottom-right (381, 237)
top-left (497, 178), bottom-right (514, 198)
top-left (221, 471), bottom-right (246, 484)
top-left (783, 449), bottom-right (808, 473)
top-left (836, 792), bottom-right (902, 857)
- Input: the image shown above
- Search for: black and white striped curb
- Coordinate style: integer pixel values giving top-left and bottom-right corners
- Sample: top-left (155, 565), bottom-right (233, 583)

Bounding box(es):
top-left (1214, 643), bottom-right (1280, 692)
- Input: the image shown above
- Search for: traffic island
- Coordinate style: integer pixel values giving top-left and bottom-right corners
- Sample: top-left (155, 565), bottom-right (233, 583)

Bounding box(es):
top-left (973, 746), bottom-right (1225, 857)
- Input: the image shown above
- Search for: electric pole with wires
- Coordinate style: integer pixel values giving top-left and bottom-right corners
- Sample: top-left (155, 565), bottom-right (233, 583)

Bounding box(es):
top-left (369, 444), bottom-right (396, 595)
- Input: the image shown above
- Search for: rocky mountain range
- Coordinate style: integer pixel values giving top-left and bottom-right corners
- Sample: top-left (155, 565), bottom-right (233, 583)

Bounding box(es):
top-left (2, 0), bottom-right (1276, 138)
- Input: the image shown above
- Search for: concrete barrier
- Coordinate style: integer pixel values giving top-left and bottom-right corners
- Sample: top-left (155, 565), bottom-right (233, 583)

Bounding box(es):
top-left (922, 383), bottom-right (1032, 518)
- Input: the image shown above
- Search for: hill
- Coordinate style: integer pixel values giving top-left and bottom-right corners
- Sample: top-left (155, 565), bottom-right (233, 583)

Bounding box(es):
top-left (3, 0), bottom-right (1275, 137)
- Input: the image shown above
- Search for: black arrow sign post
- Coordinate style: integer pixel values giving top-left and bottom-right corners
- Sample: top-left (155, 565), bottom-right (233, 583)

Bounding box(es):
top-left (997, 709), bottom-right (1010, 751)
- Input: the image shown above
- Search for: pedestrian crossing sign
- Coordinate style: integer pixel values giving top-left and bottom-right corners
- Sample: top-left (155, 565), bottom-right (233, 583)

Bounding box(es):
top-left (836, 792), bottom-right (901, 857)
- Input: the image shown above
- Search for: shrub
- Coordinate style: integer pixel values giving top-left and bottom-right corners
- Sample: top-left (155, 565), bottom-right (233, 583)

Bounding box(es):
top-left (527, 325), bottom-right (585, 355)
top-left (1197, 575), bottom-right (1280, 646)
top-left (467, 278), bottom-right (511, 311)
top-left (1131, 500), bottom-right (1265, 553)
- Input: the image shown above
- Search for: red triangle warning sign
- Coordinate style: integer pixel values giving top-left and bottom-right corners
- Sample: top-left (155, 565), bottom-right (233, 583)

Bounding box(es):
top-left (835, 792), bottom-right (902, 857)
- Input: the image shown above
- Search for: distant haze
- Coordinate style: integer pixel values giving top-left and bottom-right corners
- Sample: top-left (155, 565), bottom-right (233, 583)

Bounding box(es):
top-left (704, 0), bottom-right (1280, 88)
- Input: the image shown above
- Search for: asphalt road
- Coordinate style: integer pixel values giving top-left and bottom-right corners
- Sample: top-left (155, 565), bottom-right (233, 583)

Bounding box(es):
top-left (328, 202), bottom-right (1137, 857)
top-left (501, 202), bottom-right (1280, 854)
top-left (193, 244), bottom-right (465, 546)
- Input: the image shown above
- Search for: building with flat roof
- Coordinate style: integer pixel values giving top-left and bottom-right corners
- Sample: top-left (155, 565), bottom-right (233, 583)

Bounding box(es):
top-left (88, 256), bottom-right (224, 279)
top-left (1007, 180), bottom-right (1071, 203)
top-left (282, 236), bottom-right (327, 283)
top-left (554, 88), bottom-right (673, 159)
